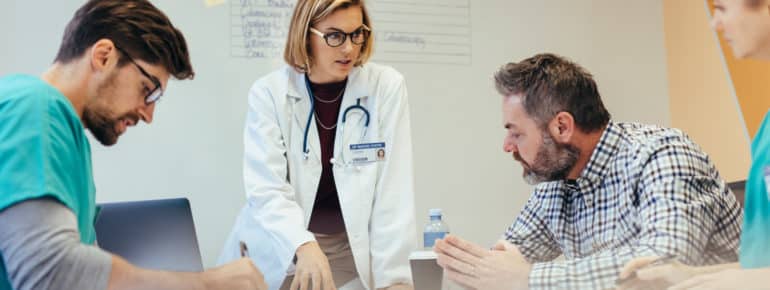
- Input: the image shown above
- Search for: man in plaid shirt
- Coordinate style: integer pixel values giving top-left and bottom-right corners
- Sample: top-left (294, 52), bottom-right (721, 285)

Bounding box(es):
top-left (433, 53), bottom-right (742, 290)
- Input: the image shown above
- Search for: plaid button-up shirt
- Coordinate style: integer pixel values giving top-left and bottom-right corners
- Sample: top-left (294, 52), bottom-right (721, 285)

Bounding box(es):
top-left (504, 122), bottom-right (742, 290)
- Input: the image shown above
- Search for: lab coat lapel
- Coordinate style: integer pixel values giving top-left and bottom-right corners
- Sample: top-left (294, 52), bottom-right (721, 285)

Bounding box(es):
top-left (287, 72), bottom-right (321, 163)
top-left (335, 67), bottom-right (370, 162)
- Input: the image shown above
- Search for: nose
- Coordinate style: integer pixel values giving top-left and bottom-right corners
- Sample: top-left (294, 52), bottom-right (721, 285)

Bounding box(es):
top-left (710, 15), bottom-right (721, 32)
top-left (503, 138), bottom-right (517, 153)
top-left (341, 37), bottom-right (354, 54)
top-left (138, 102), bottom-right (155, 124)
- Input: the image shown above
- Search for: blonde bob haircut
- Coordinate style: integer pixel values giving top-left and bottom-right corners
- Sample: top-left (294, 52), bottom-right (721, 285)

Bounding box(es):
top-left (284, 0), bottom-right (374, 72)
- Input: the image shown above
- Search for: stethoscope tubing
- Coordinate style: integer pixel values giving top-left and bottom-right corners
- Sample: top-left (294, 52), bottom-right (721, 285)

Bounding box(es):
top-left (302, 74), bottom-right (370, 160)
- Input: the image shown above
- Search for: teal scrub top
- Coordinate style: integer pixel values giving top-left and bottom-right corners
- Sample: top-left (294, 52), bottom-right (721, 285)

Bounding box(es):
top-left (0, 74), bottom-right (97, 289)
top-left (740, 111), bottom-right (770, 268)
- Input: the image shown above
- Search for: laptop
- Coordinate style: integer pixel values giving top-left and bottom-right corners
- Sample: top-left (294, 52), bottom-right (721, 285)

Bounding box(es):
top-left (94, 197), bottom-right (204, 272)
top-left (409, 250), bottom-right (443, 290)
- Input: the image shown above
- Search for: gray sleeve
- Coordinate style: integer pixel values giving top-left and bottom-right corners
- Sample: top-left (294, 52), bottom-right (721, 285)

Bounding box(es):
top-left (0, 198), bottom-right (112, 290)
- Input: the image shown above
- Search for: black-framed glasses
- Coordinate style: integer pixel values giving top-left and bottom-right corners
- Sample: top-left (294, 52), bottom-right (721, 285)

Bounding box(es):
top-left (114, 45), bottom-right (163, 105)
top-left (309, 25), bottom-right (371, 47)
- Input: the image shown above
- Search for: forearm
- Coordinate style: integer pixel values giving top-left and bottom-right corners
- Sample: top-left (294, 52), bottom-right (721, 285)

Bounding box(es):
top-left (528, 246), bottom-right (735, 290)
top-left (694, 262), bottom-right (740, 275)
top-left (529, 246), bottom-right (660, 290)
top-left (376, 282), bottom-right (413, 290)
top-left (0, 198), bottom-right (112, 290)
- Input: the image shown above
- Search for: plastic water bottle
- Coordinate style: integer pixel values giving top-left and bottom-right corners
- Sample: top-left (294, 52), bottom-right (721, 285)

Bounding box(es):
top-left (423, 208), bottom-right (449, 249)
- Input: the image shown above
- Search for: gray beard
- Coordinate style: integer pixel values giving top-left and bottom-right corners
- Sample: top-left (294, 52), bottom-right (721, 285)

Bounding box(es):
top-left (521, 133), bottom-right (580, 185)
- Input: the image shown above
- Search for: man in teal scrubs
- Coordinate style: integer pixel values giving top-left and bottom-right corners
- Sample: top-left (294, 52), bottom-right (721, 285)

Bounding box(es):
top-left (0, 1), bottom-right (266, 289)
top-left (618, 0), bottom-right (770, 288)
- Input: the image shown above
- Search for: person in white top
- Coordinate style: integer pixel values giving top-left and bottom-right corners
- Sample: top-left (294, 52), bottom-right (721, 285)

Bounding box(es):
top-left (218, 1), bottom-right (416, 290)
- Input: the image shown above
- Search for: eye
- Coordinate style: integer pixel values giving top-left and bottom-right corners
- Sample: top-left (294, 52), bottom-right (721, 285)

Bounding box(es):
top-left (326, 32), bottom-right (344, 41)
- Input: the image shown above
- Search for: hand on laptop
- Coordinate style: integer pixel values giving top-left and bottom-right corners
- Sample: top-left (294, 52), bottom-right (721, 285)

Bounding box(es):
top-left (202, 257), bottom-right (267, 290)
top-left (292, 241), bottom-right (336, 290)
top-left (616, 256), bottom-right (768, 290)
top-left (378, 283), bottom-right (413, 290)
top-left (434, 235), bottom-right (530, 290)
top-left (662, 268), bottom-right (770, 290)
top-left (616, 256), bottom-right (683, 289)
top-left (616, 256), bottom-right (733, 290)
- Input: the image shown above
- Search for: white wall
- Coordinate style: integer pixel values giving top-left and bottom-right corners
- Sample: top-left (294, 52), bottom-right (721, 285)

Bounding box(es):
top-left (0, 0), bottom-right (669, 268)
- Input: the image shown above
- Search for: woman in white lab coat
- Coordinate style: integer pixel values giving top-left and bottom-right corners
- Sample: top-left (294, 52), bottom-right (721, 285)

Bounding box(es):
top-left (219, 1), bottom-right (416, 290)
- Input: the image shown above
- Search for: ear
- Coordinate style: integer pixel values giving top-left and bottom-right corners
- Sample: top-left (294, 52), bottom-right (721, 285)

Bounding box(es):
top-left (89, 39), bottom-right (119, 73)
top-left (547, 111), bottom-right (575, 143)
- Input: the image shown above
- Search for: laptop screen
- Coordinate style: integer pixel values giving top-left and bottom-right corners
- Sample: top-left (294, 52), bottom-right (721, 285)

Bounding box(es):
top-left (95, 198), bottom-right (204, 272)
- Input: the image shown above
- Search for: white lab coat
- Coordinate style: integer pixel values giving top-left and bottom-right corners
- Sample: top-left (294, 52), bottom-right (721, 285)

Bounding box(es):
top-left (219, 63), bottom-right (417, 290)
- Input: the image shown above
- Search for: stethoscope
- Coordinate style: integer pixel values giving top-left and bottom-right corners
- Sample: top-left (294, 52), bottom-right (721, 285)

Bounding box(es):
top-left (302, 74), bottom-right (370, 166)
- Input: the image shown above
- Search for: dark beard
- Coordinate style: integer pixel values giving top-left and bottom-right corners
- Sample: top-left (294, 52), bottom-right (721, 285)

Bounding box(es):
top-left (517, 132), bottom-right (580, 185)
top-left (82, 71), bottom-right (137, 146)
top-left (83, 107), bottom-right (119, 146)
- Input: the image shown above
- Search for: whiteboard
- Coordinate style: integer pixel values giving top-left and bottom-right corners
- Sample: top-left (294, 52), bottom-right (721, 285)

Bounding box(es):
top-left (0, 0), bottom-right (670, 267)
top-left (232, 0), bottom-right (472, 64)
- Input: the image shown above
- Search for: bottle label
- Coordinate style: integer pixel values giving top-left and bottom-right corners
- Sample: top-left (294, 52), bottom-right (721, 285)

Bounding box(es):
top-left (424, 231), bottom-right (447, 248)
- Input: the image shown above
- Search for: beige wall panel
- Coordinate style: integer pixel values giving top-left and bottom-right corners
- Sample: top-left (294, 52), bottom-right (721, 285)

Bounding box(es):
top-left (664, 0), bottom-right (751, 181)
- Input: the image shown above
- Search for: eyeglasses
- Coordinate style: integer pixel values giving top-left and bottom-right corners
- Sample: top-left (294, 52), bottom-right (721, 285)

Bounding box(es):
top-left (114, 45), bottom-right (163, 105)
top-left (309, 25), bottom-right (371, 47)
